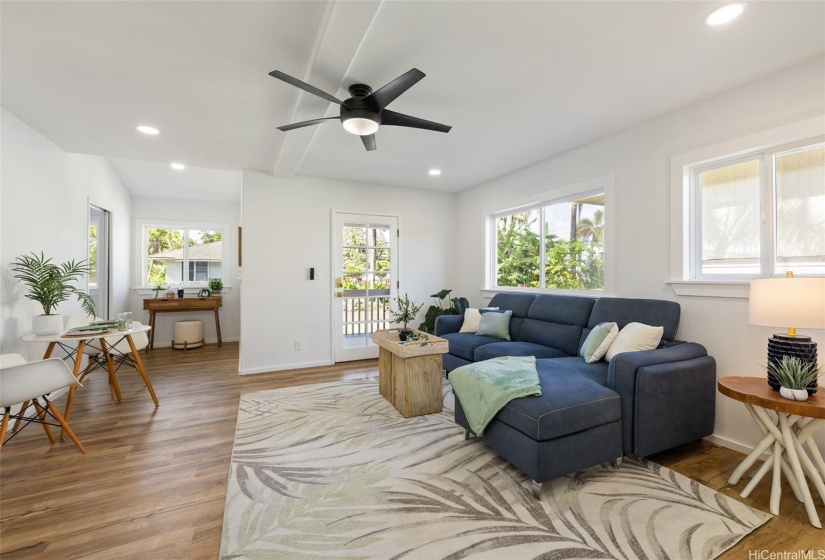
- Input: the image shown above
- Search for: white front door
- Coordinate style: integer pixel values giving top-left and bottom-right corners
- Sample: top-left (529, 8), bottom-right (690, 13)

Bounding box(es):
top-left (332, 212), bottom-right (398, 362)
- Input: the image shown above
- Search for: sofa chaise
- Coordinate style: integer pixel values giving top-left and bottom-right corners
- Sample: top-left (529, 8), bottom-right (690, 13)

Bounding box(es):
top-left (435, 292), bottom-right (716, 497)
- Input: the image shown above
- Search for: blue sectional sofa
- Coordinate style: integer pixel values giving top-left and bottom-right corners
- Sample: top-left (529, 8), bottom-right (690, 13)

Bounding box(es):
top-left (435, 292), bottom-right (716, 497)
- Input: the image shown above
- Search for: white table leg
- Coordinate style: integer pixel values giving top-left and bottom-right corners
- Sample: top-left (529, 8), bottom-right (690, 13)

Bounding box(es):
top-left (729, 429), bottom-right (778, 484)
top-left (779, 413), bottom-right (821, 528)
top-left (742, 445), bottom-right (776, 498)
top-left (753, 405), bottom-right (804, 502)
top-left (770, 439), bottom-right (782, 515)
top-left (806, 438), bottom-right (825, 480)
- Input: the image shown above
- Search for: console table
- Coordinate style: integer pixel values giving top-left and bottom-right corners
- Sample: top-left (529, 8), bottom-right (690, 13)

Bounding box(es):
top-left (143, 296), bottom-right (222, 351)
top-left (718, 376), bottom-right (825, 528)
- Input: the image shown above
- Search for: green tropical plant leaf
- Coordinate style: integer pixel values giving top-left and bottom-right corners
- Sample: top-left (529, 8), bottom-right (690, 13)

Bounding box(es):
top-left (10, 251), bottom-right (95, 316)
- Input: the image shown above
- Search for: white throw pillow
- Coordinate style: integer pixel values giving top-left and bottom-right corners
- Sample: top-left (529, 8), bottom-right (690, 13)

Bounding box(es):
top-left (605, 322), bottom-right (664, 362)
top-left (459, 307), bottom-right (499, 333)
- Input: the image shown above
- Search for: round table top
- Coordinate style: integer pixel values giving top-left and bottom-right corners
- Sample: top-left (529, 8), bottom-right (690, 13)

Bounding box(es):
top-left (718, 376), bottom-right (825, 419)
top-left (22, 324), bottom-right (151, 343)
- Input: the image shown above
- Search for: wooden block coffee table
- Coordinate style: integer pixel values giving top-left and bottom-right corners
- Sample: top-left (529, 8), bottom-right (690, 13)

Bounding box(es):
top-left (373, 329), bottom-right (449, 418)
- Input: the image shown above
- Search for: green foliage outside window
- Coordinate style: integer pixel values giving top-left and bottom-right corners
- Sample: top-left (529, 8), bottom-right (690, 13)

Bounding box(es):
top-left (496, 198), bottom-right (605, 290)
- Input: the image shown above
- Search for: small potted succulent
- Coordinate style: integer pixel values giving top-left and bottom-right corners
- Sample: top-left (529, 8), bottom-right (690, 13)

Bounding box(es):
top-left (208, 278), bottom-right (223, 295)
top-left (152, 282), bottom-right (166, 298)
top-left (390, 293), bottom-right (424, 341)
top-left (765, 356), bottom-right (823, 402)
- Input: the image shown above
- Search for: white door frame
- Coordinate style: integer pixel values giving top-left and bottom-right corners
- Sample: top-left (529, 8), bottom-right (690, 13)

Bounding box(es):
top-left (331, 211), bottom-right (399, 362)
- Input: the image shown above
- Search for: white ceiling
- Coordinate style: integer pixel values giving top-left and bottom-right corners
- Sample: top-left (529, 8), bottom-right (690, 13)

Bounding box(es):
top-left (2, 1), bottom-right (824, 199)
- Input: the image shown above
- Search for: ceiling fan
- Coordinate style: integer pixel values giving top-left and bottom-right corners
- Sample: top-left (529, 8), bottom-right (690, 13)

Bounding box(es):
top-left (269, 68), bottom-right (451, 151)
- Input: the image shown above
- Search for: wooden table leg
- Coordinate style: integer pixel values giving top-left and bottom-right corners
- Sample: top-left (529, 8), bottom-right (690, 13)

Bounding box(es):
top-left (60, 340), bottom-right (85, 441)
top-left (13, 342), bottom-right (58, 433)
top-left (99, 338), bottom-right (122, 403)
top-left (126, 335), bottom-right (159, 406)
top-left (148, 311), bottom-right (156, 352)
top-left (214, 308), bottom-right (222, 347)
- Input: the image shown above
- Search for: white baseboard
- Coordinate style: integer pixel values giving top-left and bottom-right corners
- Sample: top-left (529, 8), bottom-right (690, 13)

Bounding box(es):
top-left (240, 360), bottom-right (335, 375)
top-left (705, 433), bottom-right (765, 459)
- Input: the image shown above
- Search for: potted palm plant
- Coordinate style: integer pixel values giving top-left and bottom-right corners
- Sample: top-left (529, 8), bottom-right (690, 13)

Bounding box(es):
top-left (11, 252), bottom-right (95, 335)
top-left (390, 293), bottom-right (424, 341)
top-left (208, 278), bottom-right (223, 295)
top-left (765, 356), bottom-right (823, 401)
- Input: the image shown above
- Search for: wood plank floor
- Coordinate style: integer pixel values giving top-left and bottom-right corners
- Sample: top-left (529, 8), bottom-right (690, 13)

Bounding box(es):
top-left (0, 343), bottom-right (821, 558)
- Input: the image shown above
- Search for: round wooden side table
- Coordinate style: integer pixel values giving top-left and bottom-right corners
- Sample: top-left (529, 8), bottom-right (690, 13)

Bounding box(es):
top-left (718, 376), bottom-right (825, 528)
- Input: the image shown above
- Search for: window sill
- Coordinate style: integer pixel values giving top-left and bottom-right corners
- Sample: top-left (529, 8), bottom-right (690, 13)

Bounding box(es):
top-left (133, 285), bottom-right (232, 297)
top-left (667, 280), bottom-right (749, 299)
top-left (481, 286), bottom-right (607, 300)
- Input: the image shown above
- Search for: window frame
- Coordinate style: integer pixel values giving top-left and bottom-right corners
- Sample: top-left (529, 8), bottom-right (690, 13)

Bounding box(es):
top-left (669, 115), bottom-right (825, 298)
top-left (485, 174), bottom-right (614, 296)
top-left (136, 219), bottom-right (228, 288)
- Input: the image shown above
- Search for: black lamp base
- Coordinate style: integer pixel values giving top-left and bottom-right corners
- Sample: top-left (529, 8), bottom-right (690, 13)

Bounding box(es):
top-left (766, 334), bottom-right (818, 395)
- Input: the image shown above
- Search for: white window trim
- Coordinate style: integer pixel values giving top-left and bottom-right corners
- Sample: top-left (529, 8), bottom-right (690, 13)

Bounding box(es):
top-left (485, 173), bottom-right (615, 296)
top-left (134, 219), bottom-right (229, 290)
top-left (669, 115), bottom-right (825, 299)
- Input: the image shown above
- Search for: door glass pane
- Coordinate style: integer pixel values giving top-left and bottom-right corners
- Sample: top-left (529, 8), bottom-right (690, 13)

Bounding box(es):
top-left (495, 209), bottom-right (540, 287)
top-left (368, 226), bottom-right (390, 247)
top-left (774, 145), bottom-right (825, 275)
top-left (146, 228), bottom-right (185, 285)
top-left (699, 160), bottom-right (761, 275)
top-left (543, 193), bottom-right (605, 290)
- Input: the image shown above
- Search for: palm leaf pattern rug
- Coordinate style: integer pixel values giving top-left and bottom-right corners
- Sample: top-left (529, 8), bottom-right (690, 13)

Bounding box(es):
top-left (221, 378), bottom-right (768, 559)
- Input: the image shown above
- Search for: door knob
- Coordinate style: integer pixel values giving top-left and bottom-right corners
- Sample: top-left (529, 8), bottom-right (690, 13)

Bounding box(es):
top-left (336, 291), bottom-right (343, 298)
top-left (335, 277), bottom-right (343, 288)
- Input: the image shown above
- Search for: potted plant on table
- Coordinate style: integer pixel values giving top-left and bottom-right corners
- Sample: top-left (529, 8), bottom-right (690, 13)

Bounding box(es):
top-left (208, 278), bottom-right (223, 295)
top-left (10, 252), bottom-right (95, 335)
top-left (765, 356), bottom-right (823, 402)
top-left (152, 282), bottom-right (166, 298)
top-left (390, 293), bottom-right (424, 341)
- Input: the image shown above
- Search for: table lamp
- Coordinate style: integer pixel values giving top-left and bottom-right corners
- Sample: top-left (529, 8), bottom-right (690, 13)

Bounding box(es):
top-left (748, 272), bottom-right (825, 394)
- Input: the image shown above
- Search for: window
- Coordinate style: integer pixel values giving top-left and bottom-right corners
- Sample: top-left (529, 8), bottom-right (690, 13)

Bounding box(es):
top-left (689, 138), bottom-right (824, 279)
top-left (142, 225), bottom-right (224, 286)
top-left (491, 190), bottom-right (606, 292)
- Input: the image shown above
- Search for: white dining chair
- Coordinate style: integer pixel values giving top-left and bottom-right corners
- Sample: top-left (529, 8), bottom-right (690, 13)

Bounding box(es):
top-left (0, 353), bottom-right (85, 453)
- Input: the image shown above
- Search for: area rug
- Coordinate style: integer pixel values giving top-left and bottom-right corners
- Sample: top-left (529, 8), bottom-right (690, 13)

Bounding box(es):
top-left (220, 379), bottom-right (769, 559)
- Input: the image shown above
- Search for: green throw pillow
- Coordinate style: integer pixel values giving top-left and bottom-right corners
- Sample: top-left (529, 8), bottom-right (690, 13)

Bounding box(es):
top-left (579, 322), bottom-right (619, 363)
top-left (476, 310), bottom-right (512, 340)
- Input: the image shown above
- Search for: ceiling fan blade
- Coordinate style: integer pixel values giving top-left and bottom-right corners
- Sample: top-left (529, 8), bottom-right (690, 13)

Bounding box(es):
top-left (364, 68), bottom-right (425, 110)
top-left (381, 110), bottom-right (451, 133)
top-left (269, 70), bottom-right (346, 106)
top-left (277, 117), bottom-right (338, 132)
top-left (361, 134), bottom-right (377, 151)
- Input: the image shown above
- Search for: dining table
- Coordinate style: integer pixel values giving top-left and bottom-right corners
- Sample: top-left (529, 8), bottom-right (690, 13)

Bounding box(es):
top-left (22, 324), bottom-right (158, 440)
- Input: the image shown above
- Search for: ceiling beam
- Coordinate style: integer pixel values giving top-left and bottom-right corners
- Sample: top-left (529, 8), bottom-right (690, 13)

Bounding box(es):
top-left (272, 0), bottom-right (383, 177)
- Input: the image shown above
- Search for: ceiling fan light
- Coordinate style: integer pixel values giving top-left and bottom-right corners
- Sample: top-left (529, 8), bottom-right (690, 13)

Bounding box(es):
top-left (342, 117), bottom-right (380, 136)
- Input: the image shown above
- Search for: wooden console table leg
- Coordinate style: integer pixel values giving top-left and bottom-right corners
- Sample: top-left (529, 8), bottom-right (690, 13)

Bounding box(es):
top-left (214, 308), bottom-right (222, 347)
top-left (148, 311), bottom-right (156, 352)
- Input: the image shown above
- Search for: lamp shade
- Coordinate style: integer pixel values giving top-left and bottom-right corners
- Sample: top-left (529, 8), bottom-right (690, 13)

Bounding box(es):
top-left (748, 277), bottom-right (825, 328)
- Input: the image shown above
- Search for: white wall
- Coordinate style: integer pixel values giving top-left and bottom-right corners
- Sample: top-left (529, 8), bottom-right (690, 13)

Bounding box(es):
top-left (130, 197), bottom-right (241, 347)
top-left (453, 56), bottom-right (825, 453)
top-left (240, 171), bottom-right (455, 374)
top-left (1, 107), bottom-right (132, 360)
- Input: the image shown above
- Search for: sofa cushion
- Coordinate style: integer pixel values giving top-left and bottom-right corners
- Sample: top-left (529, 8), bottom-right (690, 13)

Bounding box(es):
top-left (493, 364), bottom-right (621, 441)
top-left (441, 333), bottom-right (503, 361)
top-left (475, 341), bottom-right (569, 361)
top-left (488, 293), bottom-right (536, 341)
top-left (580, 322), bottom-right (619, 363)
top-left (517, 294), bottom-right (595, 355)
top-left (476, 310), bottom-right (512, 339)
top-left (536, 356), bottom-right (610, 386)
top-left (605, 322), bottom-right (664, 362)
top-left (589, 297), bottom-right (680, 342)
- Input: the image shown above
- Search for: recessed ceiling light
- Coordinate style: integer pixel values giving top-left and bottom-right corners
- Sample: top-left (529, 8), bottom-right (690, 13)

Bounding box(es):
top-left (429, 169), bottom-right (442, 176)
top-left (170, 163), bottom-right (185, 170)
top-left (136, 125), bottom-right (159, 135)
top-left (705, 3), bottom-right (744, 26)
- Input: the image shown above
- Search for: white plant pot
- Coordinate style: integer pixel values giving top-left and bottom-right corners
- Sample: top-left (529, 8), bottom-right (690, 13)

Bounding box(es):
top-left (32, 314), bottom-right (63, 335)
top-left (779, 386), bottom-right (809, 402)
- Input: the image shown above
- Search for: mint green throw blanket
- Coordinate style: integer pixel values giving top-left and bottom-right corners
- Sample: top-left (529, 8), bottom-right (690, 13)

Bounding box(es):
top-left (449, 356), bottom-right (542, 436)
